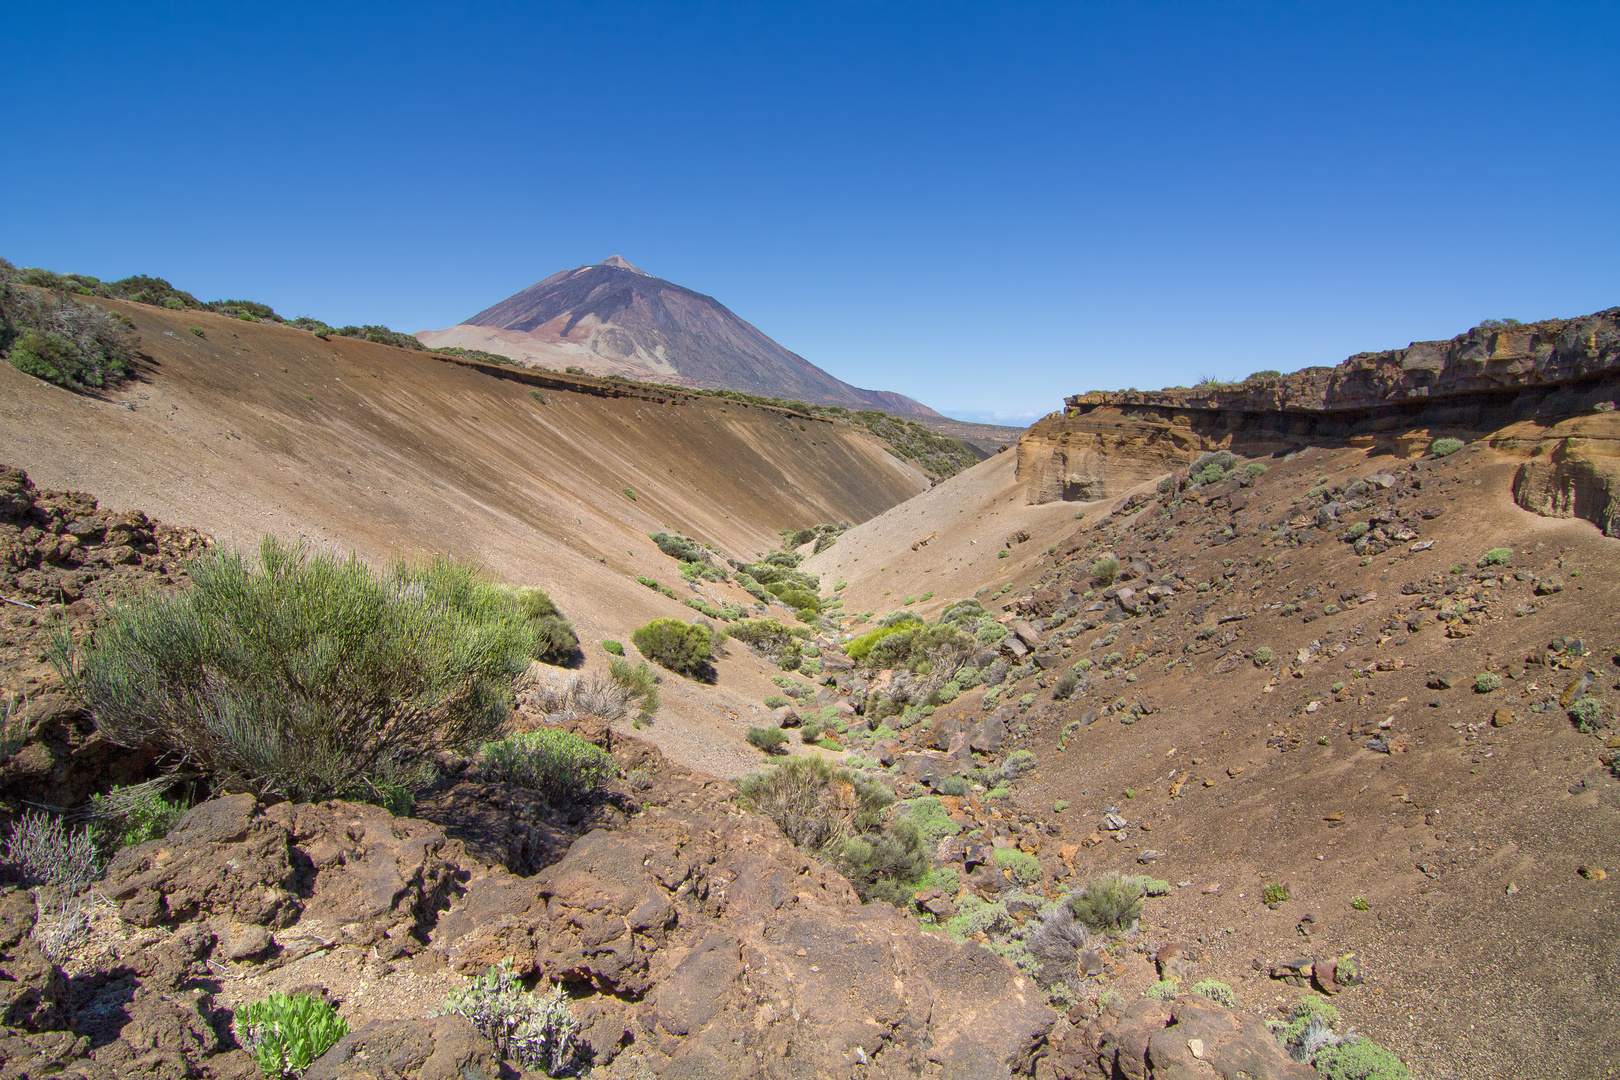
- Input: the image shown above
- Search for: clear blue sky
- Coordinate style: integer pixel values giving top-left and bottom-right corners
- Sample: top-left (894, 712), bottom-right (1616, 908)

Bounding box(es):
top-left (4, 2), bottom-right (1616, 425)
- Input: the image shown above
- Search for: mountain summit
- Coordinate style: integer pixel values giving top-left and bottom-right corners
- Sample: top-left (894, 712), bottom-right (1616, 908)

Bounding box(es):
top-left (417, 258), bottom-right (938, 416)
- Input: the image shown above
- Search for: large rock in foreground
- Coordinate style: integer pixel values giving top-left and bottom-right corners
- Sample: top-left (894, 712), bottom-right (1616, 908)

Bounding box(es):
top-left (429, 771), bottom-right (1055, 1078)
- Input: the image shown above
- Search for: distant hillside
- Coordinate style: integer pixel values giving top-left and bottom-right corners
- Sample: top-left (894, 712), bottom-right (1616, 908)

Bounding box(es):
top-left (418, 256), bottom-right (940, 417)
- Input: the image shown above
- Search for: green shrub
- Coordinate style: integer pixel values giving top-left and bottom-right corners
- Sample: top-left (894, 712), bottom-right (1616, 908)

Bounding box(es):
top-left (439, 959), bottom-right (578, 1076)
top-left (601, 639), bottom-right (624, 656)
top-left (800, 721), bottom-right (823, 742)
top-left (764, 694), bottom-right (790, 709)
top-left (233, 992), bottom-right (350, 1079)
top-left (61, 538), bottom-right (548, 803)
top-left (834, 581), bottom-right (847, 591)
top-left (1430, 437), bottom-right (1464, 457)
top-left (1263, 882), bottom-right (1291, 904)
top-left (1054, 672), bottom-right (1078, 698)
top-left (997, 548), bottom-right (1010, 559)
top-left (1068, 873), bottom-right (1144, 932)
top-left (992, 846), bottom-right (1041, 885)
top-left (621, 487), bottom-right (636, 500)
top-left (1312, 1040), bottom-right (1410, 1080)
top-left (1344, 521), bottom-right (1370, 540)
top-left (1253, 646), bottom-right (1274, 665)
top-left (1351, 895), bottom-right (1370, 911)
top-left (1, 286), bottom-right (138, 390)
top-left (631, 618), bottom-right (714, 678)
top-left (736, 757), bottom-right (925, 905)
top-left (89, 784), bottom-right (186, 852)
top-left (1001, 749), bottom-right (1038, 777)
top-left (936, 775), bottom-right (968, 797)
top-left (1474, 672), bottom-right (1502, 694)
top-left (479, 728), bottom-right (616, 804)
top-left (1194, 463), bottom-right (1227, 485)
top-left (1477, 547), bottom-right (1513, 567)
top-left (500, 586), bottom-right (582, 665)
top-left (608, 656), bottom-right (660, 714)
top-left (1570, 696), bottom-right (1609, 733)
top-left (746, 726), bottom-right (788, 754)
top-left (1243, 462), bottom-right (1268, 479)
top-left (1191, 980), bottom-right (1235, 1007)
top-left (1090, 557), bottom-right (1120, 585)
top-left (1145, 979), bottom-right (1180, 1001)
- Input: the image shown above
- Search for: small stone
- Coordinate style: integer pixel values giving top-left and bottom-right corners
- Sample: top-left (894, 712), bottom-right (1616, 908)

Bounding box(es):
top-left (222, 923), bottom-right (274, 961)
top-left (1188, 1038), bottom-right (1206, 1059)
top-left (1492, 709), bottom-right (1515, 727)
top-left (1579, 866), bottom-right (1607, 881)
top-left (1137, 850), bottom-right (1162, 864)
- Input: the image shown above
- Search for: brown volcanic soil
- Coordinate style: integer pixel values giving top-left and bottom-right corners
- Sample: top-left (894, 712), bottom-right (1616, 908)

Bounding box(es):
top-left (0, 297), bottom-right (929, 777)
top-left (834, 440), bottom-right (1620, 1078)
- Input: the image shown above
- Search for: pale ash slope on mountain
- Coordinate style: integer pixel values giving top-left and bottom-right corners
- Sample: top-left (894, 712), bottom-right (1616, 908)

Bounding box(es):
top-left (418, 256), bottom-right (941, 416)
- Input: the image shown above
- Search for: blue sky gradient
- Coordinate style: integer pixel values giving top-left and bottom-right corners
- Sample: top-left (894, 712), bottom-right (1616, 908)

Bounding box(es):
top-left (3, 2), bottom-right (1616, 424)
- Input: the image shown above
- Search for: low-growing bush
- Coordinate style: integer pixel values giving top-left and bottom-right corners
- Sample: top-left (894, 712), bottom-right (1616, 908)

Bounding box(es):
top-left (1068, 873), bottom-right (1144, 932)
top-left (1312, 1040), bottom-right (1411, 1080)
top-left (1192, 980), bottom-right (1235, 1007)
top-left (608, 656), bottom-right (660, 714)
top-left (632, 617), bottom-right (714, 679)
top-left (478, 728), bottom-right (617, 804)
top-left (4, 811), bottom-right (100, 890)
top-left (1145, 979), bottom-right (1180, 1000)
top-left (62, 538), bottom-right (549, 802)
top-left (800, 721), bottom-right (823, 743)
top-left (1477, 547), bottom-right (1513, 567)
top-left (735, 757), bottom-right (926, 905)
top-left (1090, 557), bottom-right (1120, 585)
top-left (501, 586), bottom-right (582, 666)
top-left (601, 639), bottom-right (624, 656)
top-left (1344, 521), bottom-right (1370, 541)
top-left (439, 959), bottom-right (578, 1076)
top-left (1430, 437), bottom-right (1464, 457)
top-left (1054, 672), bottom-right (1078, 699)
top-left (1253, 646), bottom-right (1274, 666)
top-left (233, 991), bottom-right (350, 1079)
top-left (1243, 462), bottom-right (1268, 479)
top-left (1474, 672), bottom-right (1502, 694)
top-left (1570, 696), bottom-right (1609, 733)
top-left (992, 846), bottom-right (1041, 885)
top-left (746, 726), bottom-right (788, 754)
top-left (1263, 882), bottom-right (1291, 904)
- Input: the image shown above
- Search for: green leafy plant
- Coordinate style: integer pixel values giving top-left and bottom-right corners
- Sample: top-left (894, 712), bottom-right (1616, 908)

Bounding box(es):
top-left (1430, 437), bottom-right (1464, 457)
top-left (1145, 979), bottom-right (1180, 1000)
top-left (233, 992), bottom-right (350, 1079)
top-left (621, 487), bottom-right (636, 500)
top-left (631, 617), bottom-right (714, 679)
top-left (88, 783), bottom-right (187, 852)
top-left (1478, 547), bottom-right (1513, 567)
top-left (1474, 672), bottom-right (1502, 694)
top-left (1253, 646), bottom-right (1274, 665)
top-left (59, 538), bottom-right (551, 803)
top-left (601, 639), bottom-right (624, 656)
top-left (478, 728), bottom-right (617, 804)
top-left (1191, 980), bottom-right (1235, 1007)
top-left (188, 326), bottom-right (205, 337)
top-left (1344, 521), bottom-right (1370, 541)
top-left (1263, 882), bottom-right (1291, 904)
top-left (1090, 557), bottom-right (1120, 585)
top-left (1351, 895), bottom-right (1370, 911)
top-left (746, 726), bottom-right (788, 754)
top-left (438, 959), bottom-right (578, 1076)
top-left (608, 656), bottom-right (660, 714)
top-left (1054, 672), bottom-right (1078, 699)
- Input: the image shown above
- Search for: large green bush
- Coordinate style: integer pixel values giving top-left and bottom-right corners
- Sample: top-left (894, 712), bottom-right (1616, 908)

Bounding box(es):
top-left (62, 537), bottom-right (560, 802)
top-left (499, 586), bottom-right (581, 665)
top-left (478, 727), bottom-right (617, 804)
top-left (632, 618), bottom-right (715, 678)
top-left (2, 284), bottom-right (138, 390)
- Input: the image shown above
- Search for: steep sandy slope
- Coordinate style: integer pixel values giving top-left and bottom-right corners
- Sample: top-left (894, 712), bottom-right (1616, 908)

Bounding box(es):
top-left (0, 296), bottom-right (929, 776)
top-left (805, 449), bottom-right (1113, 623)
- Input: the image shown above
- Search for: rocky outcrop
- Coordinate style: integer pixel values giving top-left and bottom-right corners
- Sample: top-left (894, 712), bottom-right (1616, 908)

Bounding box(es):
top-left (429, 766), bottom-right (1056, 1077)
top-left (1038, 996), bottom-right (1316, 1080)
top-left (1019, 309), bottom-right (1620, 505)
top-left (1493, 411), bottom-right (1620, 537)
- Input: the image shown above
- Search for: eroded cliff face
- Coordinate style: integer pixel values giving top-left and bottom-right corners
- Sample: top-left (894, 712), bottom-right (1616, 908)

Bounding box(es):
top-left (1018, 308), bottom-right (1620, 535)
